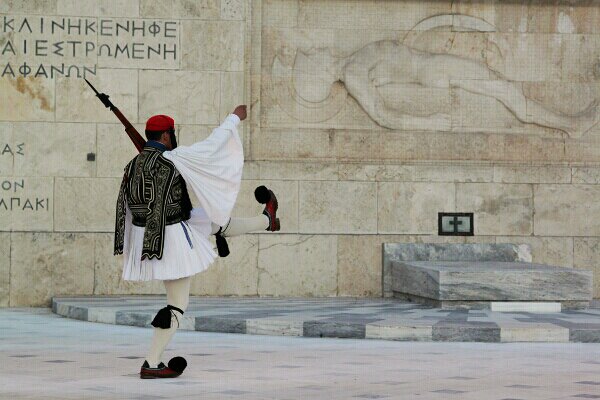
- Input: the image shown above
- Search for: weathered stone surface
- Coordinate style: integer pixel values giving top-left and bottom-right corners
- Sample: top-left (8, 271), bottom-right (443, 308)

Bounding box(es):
top-left (339, 164), bottom-right (494, 183)
top-left (433, 322), bottom-right (500, 342)
top-left (96, 123), bottom-right (142, 178)
top-left (0, 177), bottom-right (53, 231)
top-left (535, 184), bottom-right (600, 236)
top-left (378, 182), bottom-right (455, 234)
top-left (493, 166), bottom-right (571, 184)
top-left (246, 318), bottom-right (303, 336)
top-left (365, 324), bottom-right (432, 341)
top-left (337, 235), bottom-right (384, 297)
top-left (258, 161), bottom-right (338, 181)
top-left (93, 233), bottom-right (165, 295)
top-left (383, 242), bottom-right (533, 298)
top-left (299, 181), bottom-right (377, 234)
top-left (57, 0), bottom-right (140, 16)
top-left (10, 233), bottom-right (95, 306)
top-left (12, 123), bottom-right (96, 177)
top-left (139, 70), bottom-right (220, 125)
top-left (262, 0), bottom-right (298, 27)
top-left (54, 178), bottom-right (120, 232)
top-left (190, 235), bottom-right (259, 296)
top-left (393, 261), bottom-right (593, 302)
top-left (257, 235), bottom-right (337, 297)
top-left (56, 69), bottom-right (137, 123)
top-left (220, 72), bottom-right (245, 121)
top-left (0, 1), bottom-right (56, 14)
top-left (0, 77), bottom-right (55, 122)
top-left (500, 325), bottom-right (569, 343)
top-left (572, 167), bottom-right (600, 184)
top-left (0, 234), bottom-right (9, 307)
top-left (496, 236), bottom-right (573, 268)
top-left (140, 0), bottom-right (219, 19)
top-left (574, 237), bottom-right (600, 299)
top-left (181, 20), bottom-right (245, 71)
top-left (456, 183), bottom-right (533, 236)
top-left (221, 0), bottom-right (246, 20)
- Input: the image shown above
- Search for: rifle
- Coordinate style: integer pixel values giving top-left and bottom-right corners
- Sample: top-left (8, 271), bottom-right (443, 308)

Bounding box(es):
top-left (84, 78), bottom-right (146, 152)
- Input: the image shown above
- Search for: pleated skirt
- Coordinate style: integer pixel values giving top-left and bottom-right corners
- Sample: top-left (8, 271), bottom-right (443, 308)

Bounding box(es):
top-left (121, 207), bottom-right (217, 281)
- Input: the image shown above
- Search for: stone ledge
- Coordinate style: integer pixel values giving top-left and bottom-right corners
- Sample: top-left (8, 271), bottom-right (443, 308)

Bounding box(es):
top-left (52, 296), bottom-right (600, 343)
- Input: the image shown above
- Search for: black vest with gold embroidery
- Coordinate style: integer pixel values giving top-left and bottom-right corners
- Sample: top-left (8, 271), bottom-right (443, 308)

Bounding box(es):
top-left (114, 145), bottom-right (192, 260)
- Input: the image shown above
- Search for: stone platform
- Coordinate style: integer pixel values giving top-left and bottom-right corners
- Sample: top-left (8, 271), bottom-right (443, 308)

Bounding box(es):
top-left (384, 244), bottom-right (593, 310)
top-left (52, 296), bottom-right (600, 343)
top-left (393, 261), bottom-right (593, 310)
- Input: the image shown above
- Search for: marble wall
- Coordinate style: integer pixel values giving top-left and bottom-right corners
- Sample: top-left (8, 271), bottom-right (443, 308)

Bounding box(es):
top-left (2, 0), bottom-right (600, 306)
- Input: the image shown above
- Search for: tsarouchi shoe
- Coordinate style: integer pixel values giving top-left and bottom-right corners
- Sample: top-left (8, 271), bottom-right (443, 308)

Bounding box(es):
top-left (254, 185), bottom-right (280, 231)
top-left (140, 357), bottom-right (187, 379)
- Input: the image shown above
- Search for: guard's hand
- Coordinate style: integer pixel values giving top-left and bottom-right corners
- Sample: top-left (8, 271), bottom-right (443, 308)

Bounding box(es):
top-left (233, 105), bottom-right (247, 121)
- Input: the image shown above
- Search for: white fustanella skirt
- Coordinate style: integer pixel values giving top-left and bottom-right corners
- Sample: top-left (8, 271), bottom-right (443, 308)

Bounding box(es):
top-left (121, 207), bottom-right (217, 281)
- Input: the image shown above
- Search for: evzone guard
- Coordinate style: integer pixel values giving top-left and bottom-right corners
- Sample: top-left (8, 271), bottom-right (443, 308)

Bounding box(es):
top-left (86, 80), bottom-right (280, 379)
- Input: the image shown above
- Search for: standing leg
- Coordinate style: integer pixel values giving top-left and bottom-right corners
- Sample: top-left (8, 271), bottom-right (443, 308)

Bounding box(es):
top-left (145, 276), bottom-right (191, 367)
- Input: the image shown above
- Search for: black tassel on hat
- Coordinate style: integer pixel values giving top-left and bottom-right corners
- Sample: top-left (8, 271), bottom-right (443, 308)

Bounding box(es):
top-left (151, 305), bottom-right (184, 329)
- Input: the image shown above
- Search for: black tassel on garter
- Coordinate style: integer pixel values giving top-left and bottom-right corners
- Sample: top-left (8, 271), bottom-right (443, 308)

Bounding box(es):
top-left (151, 305), bottom-right (184, 329)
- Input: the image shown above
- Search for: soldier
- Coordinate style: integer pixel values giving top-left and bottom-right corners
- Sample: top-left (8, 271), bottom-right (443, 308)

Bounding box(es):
top-left (114, 105), bottom-right (279, 379)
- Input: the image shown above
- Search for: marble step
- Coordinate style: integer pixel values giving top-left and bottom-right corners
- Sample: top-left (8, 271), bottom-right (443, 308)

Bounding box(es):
top-left (391, 261), bottom-right (593, 310)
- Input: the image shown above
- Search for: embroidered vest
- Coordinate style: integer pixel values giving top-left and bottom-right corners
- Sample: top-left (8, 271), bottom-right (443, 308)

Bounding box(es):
top-left (114, 146), bottom-right (192, 260)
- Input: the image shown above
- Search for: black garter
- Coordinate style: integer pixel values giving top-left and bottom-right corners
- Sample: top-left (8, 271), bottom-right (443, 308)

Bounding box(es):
top-left (151, 304), bottom-right (184, 329)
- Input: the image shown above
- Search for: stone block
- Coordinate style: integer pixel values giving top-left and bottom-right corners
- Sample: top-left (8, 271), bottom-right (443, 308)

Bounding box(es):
top-left (181, 20), bottom-right (244, 71)
top-left (383, 243), bottom-right (532, 298)
top-left (195, 317), bottom-right (246, 333)
top-left (246, 318), bottom-right (303, 336)
top-left (257, 235), bottom-right (337, 297)
top-left (57, 0), bottom-right (140, 16)
top-left (0, 233), bottom-right (9, 306)
top-left (93, 233), bottom-right (166, 295)
top-left (572, 167), bottom-right (600, 184)
top-left (299, 181), bottom-right (377, 234)
top-left (190, 235), bottom-right (259, 296)
top-left (563, 34), bottom-right (600, 82)
top-left (10, 233), bottom-right (95, 306)
top-left (493, 166), bottom-right (571, 184)
top-left (392, 261), bottom-right (593, 304)
top-left (500, 326), bottom-right (569, 343)
top-left (56, 69), bottom-right (137, 123)
top-left (0, 0), bottom-right (57, 14)
top-left (230, 180), bottom-right (298, 233)
top-left (303, 320), bottom-right (365, 339)
top-left (258, 161), bottom-right (337, 181)
top-left (220, 72), bottom-right (245, 121)
top-left (12, 122), bottom-right (95, 177)
top-left (221, 0), bottom-right (246, 20)
top-left (377, 182), bottom-right (455, 234)
top-left (96, 123), bottom-right (142, 178)
top-left (456, 183), bottom-right (533, 236)
top-left (535, 184), bottom-right (600, 236)
top-left (496, 236), bottom-right (573, 268)
top-left (54, 178), bottom-right (121, 232)
top-left (338, 164), bottom-right (494, 183)
top-left (0, 177), bottom-right (53, 231)
top-left (574, 237), bottom-right (600, 299)
top-left (139, 70), bottom-right (220, 125)
top-left (140, 0), bottom-right (220, 19)
top-left (250, 128), bottom-right (335, 161)
top-left (0, 124), bottom-right (14, 176)
top-left (297, 0), bottom-right (451, 30)
top-left (337, 235), bottom-right (386, 297)
top-left (96, 19), bottom-right (180, 69)
top-left (262, 0), bottom-right (298, 27)
top-left (432, 323), bottom-right (500, 342)
top-left (365, 324), bottom-right (432, 341)
top-left (0, 77), bottom-right (55, 122)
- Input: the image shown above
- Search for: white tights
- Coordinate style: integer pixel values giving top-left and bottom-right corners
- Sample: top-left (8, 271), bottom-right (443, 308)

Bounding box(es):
top-left (145, 215), bottom-right (269, 367)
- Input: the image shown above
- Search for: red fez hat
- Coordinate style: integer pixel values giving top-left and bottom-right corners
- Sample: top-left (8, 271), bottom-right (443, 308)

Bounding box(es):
top-left (146, 115), bottom-right (175, 131)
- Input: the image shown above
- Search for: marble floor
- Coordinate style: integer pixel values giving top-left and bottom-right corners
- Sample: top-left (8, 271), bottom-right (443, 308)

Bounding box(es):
top-left (1, 308), bottom-right (600, 399)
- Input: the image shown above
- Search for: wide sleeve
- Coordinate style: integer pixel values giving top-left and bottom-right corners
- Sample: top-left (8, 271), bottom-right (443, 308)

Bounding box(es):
top-left (162, 114), bottom-right (244, 226)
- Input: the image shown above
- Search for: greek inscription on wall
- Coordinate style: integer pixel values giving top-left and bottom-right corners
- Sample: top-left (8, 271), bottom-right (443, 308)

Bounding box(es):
top-left (0, 15), bottom-right (180, 78)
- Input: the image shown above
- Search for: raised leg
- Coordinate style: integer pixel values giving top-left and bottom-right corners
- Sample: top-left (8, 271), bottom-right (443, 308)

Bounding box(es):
top-left (210, 215), bottom-right (270, 237)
